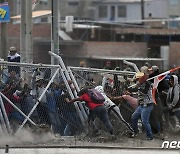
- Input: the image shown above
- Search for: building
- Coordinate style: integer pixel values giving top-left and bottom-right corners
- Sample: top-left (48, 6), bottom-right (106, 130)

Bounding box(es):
top-left (2, 0), bottom-right (180, 69)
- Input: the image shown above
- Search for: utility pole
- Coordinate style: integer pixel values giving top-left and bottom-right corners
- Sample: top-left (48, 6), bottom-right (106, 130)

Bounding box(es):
top-left (51, 0), bottom-right (59, 65)
top-left (141, 0), bottom-right (144, 24)
top-left (20, 0), bottom-right (26, 62)
top-left (0, 0), bottom-right (7, 60)
top-left (26, 0), bottom-right (33, 63)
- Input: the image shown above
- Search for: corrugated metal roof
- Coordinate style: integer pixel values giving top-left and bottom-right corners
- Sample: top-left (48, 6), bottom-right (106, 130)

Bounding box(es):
top-left (11, 10), bottom-right (51, 19)
top-left (91, 55), bottom-right (163, 61)
top-left (110, 0), bottom-right (150, 2)
top-left (94, 0), bottom-right (151, 3)
top-left (115, 28), bottom-right (180, 35)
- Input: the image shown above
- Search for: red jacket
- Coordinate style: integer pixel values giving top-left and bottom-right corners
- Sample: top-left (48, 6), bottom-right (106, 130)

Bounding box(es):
top-left (79, 93), bottom-right (103, 110)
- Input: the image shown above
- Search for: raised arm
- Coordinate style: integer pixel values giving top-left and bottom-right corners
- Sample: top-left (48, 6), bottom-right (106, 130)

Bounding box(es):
top-left (67, 97), bottom-right (81, 104)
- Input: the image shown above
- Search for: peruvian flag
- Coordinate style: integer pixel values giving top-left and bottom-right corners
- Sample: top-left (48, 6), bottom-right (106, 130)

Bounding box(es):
top-left (151, 67), bottom-right (180, 104)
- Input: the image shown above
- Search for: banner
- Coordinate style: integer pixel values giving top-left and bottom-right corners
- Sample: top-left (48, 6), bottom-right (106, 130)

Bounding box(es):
top-left (0, 2), bottom-right (10, 23)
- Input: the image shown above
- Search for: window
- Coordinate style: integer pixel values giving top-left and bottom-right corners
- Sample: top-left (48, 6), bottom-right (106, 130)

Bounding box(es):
top-left (68, 1), bottom-right (79, 6)
top-left (118, 5), bottom-right (126, 17)
top-left (41, 17), bottom-right (48, 23)
top-left (169, 0), bottom-right (178, 5)
top-left (39, 0), bottom-right (48, 5)
top-left (98, 5), bottom-right (108, 18)
top-left (169, 15), bottom-right (179, 28)
top-left (110, 6), bottom-right (115, 21)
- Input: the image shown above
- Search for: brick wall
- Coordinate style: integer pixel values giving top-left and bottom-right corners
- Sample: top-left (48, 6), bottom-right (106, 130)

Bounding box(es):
top-left (4, 24), bottom-right (180, 67)
top-left (7, 23), bottom-right (51, 38)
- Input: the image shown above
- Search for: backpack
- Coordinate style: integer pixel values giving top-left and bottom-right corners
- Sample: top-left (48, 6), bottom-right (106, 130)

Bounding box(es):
top-left (87, 88), bottom-right (105, 104)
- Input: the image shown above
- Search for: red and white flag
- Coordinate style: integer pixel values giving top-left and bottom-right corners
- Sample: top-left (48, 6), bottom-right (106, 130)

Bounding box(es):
top-left (151, 67), bottom-right (180, 104)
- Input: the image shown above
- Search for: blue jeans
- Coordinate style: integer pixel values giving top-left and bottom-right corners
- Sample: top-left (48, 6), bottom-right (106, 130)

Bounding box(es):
top-left (48, 110), bottom-right (62, 134)
top-left (64, 111), bottom-right (82, 136)
top-left (91, 105), bottom-right (113, 134)
top-left (132, 103), bottom-right (153, 138)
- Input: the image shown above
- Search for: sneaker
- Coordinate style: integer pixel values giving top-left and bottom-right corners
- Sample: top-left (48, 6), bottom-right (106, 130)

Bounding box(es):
top-left (129, 132), bottom-right (138, 138)
top-left (146, 137), bottom-right (153, 140)
top-left (54, 134), bottom-right (61, 138)
top-left (153, 133), bottom-right (165, 140)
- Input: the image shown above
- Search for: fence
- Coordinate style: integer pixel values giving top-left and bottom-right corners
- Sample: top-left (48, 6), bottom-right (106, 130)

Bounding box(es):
top-left (0, 52), bottom-right (144, 145)
top-left (68, 66), bottom-right (136, 124)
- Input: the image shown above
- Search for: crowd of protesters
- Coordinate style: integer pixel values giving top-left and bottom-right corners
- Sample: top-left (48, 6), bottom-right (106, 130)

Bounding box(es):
top-left (1, 69), bottom-right (83, 136)
top-left (0, 52), bottom-right (180, 141)
top-left (101, 61), bottom-right (180, 140)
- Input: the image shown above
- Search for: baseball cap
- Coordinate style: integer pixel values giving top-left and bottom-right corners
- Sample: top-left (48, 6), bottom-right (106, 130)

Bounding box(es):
top-left (135, 72), bottom-right (144, 79)
top-left (148, 65), bottom-right (159, 71)
top-left (140, 66), bottom-right (148, 74)
top-left (9, 46), bottom-right (17, 52)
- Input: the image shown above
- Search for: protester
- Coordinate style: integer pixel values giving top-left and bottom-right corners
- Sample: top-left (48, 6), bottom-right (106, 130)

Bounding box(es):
top-left (104, 61), bottom-right (112, 70)
top-left (20, 83), bottom-right (39, 125)
top-left (46, 82), bottom-right (62, 135)
top-left (7, 46), bottom-right (21, 75)
top-left (130, 72), bottom-right (154, 140)
top-left (6, 71), bottom-right (20, 85)
top-left (57, 81), bottom-right (83, 136)
top-left (95, 85), bottom-right (134, 133)
top-left (166, 75), bottom-right (180, 123)
top-left (35, 77), bottom-right (50, 125)
top-left (67, 86), bottom-right (114, 136)
top-left (148, 65), bottom-right (169, 132)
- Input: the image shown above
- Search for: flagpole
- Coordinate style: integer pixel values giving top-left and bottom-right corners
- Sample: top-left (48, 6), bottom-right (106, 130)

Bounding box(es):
top-left (128, 66), bottom-right (180, 88)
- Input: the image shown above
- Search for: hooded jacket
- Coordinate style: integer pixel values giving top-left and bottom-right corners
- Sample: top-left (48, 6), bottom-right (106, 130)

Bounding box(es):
top-left (166, 75), bottom-right (180, 112)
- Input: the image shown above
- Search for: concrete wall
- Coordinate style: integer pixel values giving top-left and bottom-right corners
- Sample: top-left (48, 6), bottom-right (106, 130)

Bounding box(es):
top-left (59, 0), bottom-right (94, 19)
top-left (82, 42), bottom-right (147, 58)
top-left (60, 42), bottom-right (147, 59)
top-left (94, 3), bottom-right (142, 22)
top-left (169, 42), bottom-right (180, 67)
top-left (145, 0), bottom-right (168, 18)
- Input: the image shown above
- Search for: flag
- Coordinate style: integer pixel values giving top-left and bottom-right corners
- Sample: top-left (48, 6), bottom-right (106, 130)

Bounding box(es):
top-left (152, 74), bottom-right (167, 104)
top-left (151, 66), bottom-right (180, 104)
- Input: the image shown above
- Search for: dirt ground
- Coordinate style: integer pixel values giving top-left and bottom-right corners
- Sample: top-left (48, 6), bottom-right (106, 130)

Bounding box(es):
top-left (0, 128), bottom-right (179, 149)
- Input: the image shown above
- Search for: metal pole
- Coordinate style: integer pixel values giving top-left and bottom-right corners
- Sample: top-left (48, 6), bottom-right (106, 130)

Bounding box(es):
top-left (51, 0), bottom-right (54, 65)
top-left (20, 0), bottom-right (26, 62)
top-left (0, 92), bottom-right (36, 125)
top-left (51, 0), bottom-right (59, 65)
top-left (0, 95), bottom-right (12, 134)
top-left (123, 60), bottom-right (140, 72)
top-left (67, 67), bottom-right (80, 92)
top-left (0, 109), bottom-right (8, 134)
top-left (60, 69), bottom-right (87, 124)
top-left (0, 61), bottom-right (60, 68)
top-left (0, 0), bottom-right (7, 60)
top-left (69, 66), bottom-right (136, 75)
top-left (141, 0), bottom-right (144, 24)
top-left (26, 0), bottom-right (33, 63)
top-left (48, 51), bottom-right (88, 123)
